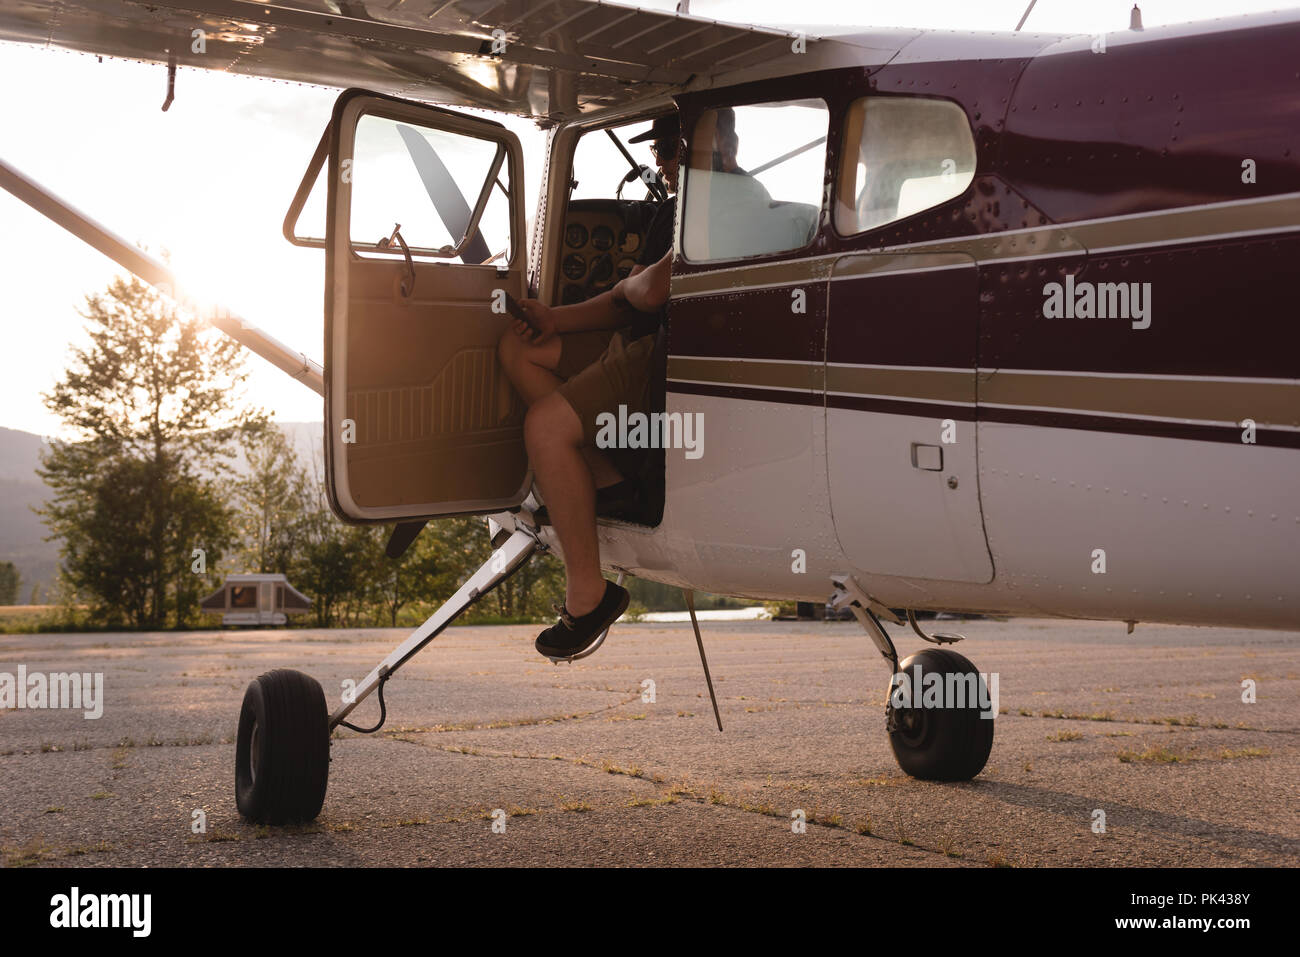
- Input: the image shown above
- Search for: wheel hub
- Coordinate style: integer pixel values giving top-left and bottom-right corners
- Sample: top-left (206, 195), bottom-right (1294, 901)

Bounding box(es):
top-left (247, 719), bottom-right (259, 786)
top-left (891, 705), bottom-right (929, 748)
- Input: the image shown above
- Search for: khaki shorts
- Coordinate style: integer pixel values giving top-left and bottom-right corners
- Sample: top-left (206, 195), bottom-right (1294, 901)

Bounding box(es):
top-left (554, 328), bottom-right (656, 449)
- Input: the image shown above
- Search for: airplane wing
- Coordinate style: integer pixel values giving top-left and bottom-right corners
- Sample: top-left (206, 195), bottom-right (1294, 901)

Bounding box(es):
top-left (0, 0), bottom-right (871, 121)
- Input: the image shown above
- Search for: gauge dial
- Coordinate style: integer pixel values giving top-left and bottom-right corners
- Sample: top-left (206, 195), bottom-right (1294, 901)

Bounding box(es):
top-left (591, 225), bottom-right (615, 251)
top-left (565, 223), bottom-right (588, 248)
top-left (589, 254), bottom-right (614, 284)
top-left (616, 257), bottom-right (637, 280)
top-left (618, 231), bottom-right (640, 255)
top-left (562, 254), bottom-right (587, 281)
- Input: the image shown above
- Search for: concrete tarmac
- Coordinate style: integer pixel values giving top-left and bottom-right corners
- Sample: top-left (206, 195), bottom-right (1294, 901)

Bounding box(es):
top-left (0, 618), bottom-right (1295, 867)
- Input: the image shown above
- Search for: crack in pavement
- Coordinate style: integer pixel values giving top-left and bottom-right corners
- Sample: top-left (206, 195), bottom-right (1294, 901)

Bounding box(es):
top-left (391, 739), bottom-right (974, 865)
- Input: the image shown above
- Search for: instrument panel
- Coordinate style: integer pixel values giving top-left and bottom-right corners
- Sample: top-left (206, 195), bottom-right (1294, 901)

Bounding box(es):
top-left (556, 199), bottom-right (657, 305)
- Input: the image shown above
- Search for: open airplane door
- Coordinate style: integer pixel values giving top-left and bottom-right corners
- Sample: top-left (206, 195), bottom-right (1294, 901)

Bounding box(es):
top-left (299, 89), bottom-right (530, 523)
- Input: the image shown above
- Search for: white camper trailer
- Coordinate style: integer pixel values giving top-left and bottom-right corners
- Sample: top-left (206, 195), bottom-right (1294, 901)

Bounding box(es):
top-left (200, 574), bottom-right (311, 627)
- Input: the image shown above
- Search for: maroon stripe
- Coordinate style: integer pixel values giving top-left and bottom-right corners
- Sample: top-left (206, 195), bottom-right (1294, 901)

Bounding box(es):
top-left (828, 266), bottom-right (978, 369)
top-left (826, 394), bottom-right (976, 421)
top-left (975, 238), bottom-right (1300, 380)
top-left (667, 284), bottom-right (825, 363)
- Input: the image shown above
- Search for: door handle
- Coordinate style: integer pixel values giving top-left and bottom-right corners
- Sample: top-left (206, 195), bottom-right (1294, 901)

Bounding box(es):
top-left (910, 443), bottom-right (943, 471)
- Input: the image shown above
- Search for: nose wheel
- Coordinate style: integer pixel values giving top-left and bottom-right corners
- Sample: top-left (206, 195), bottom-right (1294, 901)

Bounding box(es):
top-left (886, 647), bottom-right (994, 781)
top-left (235, 669), bottom-right (330, 824)
top-left (830, 576), bottom-right (995, 782)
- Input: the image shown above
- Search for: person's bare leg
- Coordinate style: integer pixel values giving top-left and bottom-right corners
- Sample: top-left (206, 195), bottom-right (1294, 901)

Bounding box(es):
top-left (502, 331), bottom-right (625, 490)
top-left (525, 393), bottom-right (607, 616)
top-left (498, 331), bottom-right (562, 405)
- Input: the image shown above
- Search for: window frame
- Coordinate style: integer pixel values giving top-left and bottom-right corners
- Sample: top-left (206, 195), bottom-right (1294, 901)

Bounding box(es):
top-left (347, 111), bottom-right (513, 263)
top-left (536, 103), bottom-right (677, 301)
top-left (285, 91), bottom-right (523, 268)
top-left (831, 94), bottom-right (978, 241)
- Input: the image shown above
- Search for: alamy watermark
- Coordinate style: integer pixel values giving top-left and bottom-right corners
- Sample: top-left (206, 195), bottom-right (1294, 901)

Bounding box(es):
top-left (0, 666), bottom-right (104, 719)
top-left (595, 404), bottom-right (704, 459)
top-left (1041, 275), bottom-right (1152, 330)
top-left (889, 665), bottom-right (999, 719)
top-left (49, 887), bottom-right (150, 937)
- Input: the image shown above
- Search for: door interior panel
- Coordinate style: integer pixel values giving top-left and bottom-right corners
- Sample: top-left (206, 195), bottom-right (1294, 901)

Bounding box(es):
top-left (342, 260), bottom-right (526, 510)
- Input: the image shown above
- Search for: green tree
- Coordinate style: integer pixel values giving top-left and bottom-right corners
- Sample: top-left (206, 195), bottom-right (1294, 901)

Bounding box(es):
top-left (276, 451), bottom-right (567, 627)
top-left (234, 423), bottom-right (310, 574)
top-left (414, 516), bottom-right (565, 622)
top-left (288, 457), bottom-right (375, 627)
top-left (293, 522), bottom-right (376, 628)
top-left (368, 525), bottom-right (446, 627)
top-left (486, 535), bottom-right (565, 620)
top-left (37, 274), bottom-right (260, 629)
top-left (0, 562), bottom-right (19, 605)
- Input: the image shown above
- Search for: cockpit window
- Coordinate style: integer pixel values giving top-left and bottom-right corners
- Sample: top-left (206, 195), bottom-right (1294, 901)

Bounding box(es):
top-left (681, 99), bottom-right (828, 263)
top-left (835, 97), bottom-right (976, 236)
top-left (570, 121), bottom-right (662, 202)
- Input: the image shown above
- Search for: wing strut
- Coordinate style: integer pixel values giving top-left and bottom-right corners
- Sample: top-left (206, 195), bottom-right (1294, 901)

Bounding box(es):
top-left (0, 156), bottom-right (324, 396)
top-left (683, 589), bottom-right (723, 732)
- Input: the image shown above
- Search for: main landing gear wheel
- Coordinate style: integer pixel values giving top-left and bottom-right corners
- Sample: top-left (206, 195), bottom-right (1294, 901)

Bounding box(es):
top-left (235, 669), bottom-right (330, 824)
top-left (887, 648), bottom-right (994, 781)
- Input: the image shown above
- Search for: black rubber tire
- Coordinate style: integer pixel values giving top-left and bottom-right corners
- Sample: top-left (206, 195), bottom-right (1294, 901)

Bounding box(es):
top-left (235, 669), bottom-right (330, 823)
top-left (887, 648), bottom-right (994, 781)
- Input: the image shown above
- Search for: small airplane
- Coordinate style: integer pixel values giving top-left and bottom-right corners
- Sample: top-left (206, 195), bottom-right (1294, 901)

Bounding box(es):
top-left (0, 1), bottom-right (1296, 824)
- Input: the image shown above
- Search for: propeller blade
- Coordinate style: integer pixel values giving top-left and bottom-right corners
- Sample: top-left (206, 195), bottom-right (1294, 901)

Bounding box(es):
top-left (395, 123), bottom-right (491, 266)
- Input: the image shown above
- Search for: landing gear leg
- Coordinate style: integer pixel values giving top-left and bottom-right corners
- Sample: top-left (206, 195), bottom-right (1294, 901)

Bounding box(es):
top-left (830, 576), bottom-right (994, 782)
top-left (327, 524), bottom-right (540, 731)
top-left (234, 518), bottom-right (542, 823)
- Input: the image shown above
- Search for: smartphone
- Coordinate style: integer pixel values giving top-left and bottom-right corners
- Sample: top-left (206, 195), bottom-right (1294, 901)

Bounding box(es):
top-left (503, 292), bottom-right (542, 337)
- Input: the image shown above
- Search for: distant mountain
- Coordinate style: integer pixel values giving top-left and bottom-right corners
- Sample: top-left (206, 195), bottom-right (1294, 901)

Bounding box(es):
top-left (0, 427), bottom-right (47, 481)
top-left (0, 427), bottom-right (56, 602)
top-left (0, 423), bottom-right (323, 602)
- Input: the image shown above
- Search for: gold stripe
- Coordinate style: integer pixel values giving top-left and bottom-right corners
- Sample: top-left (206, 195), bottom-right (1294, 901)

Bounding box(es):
top-left (670, 256), bottom-right (835, 297)
top-left (895, 227), bottom-right (1084, 263)
top-left (830, 251), bottom-right (973, 278)
top-left (669, 358), bottom-right (1299, 427)
top-left (669, 356), bottom-right (823, 391)
top-left (980, 372), bottom-right (1300, 428)
top-left (1065, 194), bottom-right (1300, 253)
top-left (826, 366), bottom-right (974, 404)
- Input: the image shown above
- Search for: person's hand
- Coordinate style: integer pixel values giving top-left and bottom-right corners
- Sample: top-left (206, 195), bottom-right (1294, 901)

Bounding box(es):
top-left (615, 250), bottom-right (671, 313)
top-left (513, 298), bottom-right (556, 345)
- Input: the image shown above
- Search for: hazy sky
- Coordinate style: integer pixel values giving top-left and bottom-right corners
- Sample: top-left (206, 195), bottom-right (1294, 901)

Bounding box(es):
top-left (0, 0), bottom-right (1293, 438)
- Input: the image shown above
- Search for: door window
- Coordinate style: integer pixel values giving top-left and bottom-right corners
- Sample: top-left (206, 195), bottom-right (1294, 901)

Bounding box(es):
top-left (350, 114), bottom-right (513, 266)
top-left (682, 99), bottom-right (828, 262)
top-left (835, 97), bottom-right (976, 236)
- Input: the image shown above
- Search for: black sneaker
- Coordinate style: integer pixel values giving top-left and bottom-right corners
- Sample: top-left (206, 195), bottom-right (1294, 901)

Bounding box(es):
top-left (535, 580), bottom-right (630, 661)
